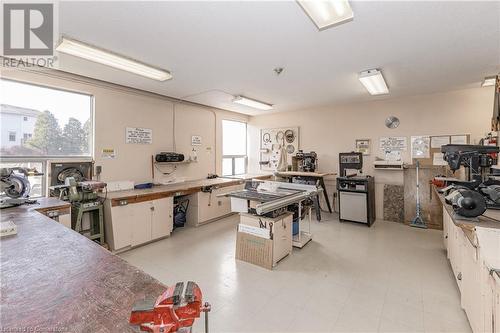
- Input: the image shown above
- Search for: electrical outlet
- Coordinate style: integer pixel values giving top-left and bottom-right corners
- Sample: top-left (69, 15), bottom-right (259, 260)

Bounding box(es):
top-left (96, 165), bottom-right (102, 175)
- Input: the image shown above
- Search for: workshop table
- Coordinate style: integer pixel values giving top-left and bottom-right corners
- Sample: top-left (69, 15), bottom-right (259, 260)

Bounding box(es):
top-left (275, 171), bottom-right (336, 221)
top-left (0, 199), bottom-right (167, 332)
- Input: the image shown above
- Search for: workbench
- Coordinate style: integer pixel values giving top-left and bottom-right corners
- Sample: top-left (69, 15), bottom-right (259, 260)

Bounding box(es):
top-left (102, 174), bottom-right (272, 252)
top-left (275, 171), bottom-right (336, 220)
top-left (434, 187), bottom-right (500, 333)
top-left (0, 198), bottom-right (166, 332)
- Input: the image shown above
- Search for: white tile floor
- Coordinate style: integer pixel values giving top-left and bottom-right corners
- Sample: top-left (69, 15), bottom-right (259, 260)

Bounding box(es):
top-left (119, 213), bottom-right (471, 333)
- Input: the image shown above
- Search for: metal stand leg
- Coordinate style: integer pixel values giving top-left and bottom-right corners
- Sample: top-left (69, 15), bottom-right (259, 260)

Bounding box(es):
top-left (314, 195), bottom-right (321, 221)
top-left (319, 178), bottom-right (333, 213)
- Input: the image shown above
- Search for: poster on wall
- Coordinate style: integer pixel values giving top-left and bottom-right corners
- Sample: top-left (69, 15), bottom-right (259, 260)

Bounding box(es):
top-left (191, 135), bottom-right (202, 146)
top-left (126, 127), bottom-right (152, 144)
top-left (411, 136), bottom-right (430, 158)
top-left (355, 139), bottom-right (371, 155)
top-left (430, 136), bottom-right (450, 149)
top-left (101, 148), bottom-right (116, 159)
top-left (379, 137), bottom-right (407, 151)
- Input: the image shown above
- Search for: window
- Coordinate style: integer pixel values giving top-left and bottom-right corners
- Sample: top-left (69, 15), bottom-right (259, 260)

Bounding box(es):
top-left (1, 79), bottom-right (93, 157)
top-left (1, 79), bottom-right (93, 197)
top-left (222, 120), bottom-right (247, 176)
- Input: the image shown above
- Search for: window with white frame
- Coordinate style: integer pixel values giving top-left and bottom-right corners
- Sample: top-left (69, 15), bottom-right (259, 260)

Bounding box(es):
top-left (0, 79), bottom-right (93, 197)
top-left (222, 120), bottom-right (247, 176)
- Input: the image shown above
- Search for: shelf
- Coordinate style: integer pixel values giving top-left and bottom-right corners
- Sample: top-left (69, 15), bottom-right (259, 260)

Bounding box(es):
top-left (154, 160), bottom-right (196, 165)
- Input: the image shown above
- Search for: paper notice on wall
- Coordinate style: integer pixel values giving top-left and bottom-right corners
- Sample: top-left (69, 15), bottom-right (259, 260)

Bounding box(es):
top-left (451, 135), bottom-right (467, 144)
top-left (379, 137), bottom-right (407, 151)
top-left (101, 148), bottom-right (116, 159)
top-left (411, 136), bottom-right (430, 158)
top-left (126, 127), bottom-right (152, 144)
top-left (431, 136), bottom-right (450, 148)
top-left (191, 135), bottom-right (202, 146)
top-left (433, 152), bottom-right (447, 166)
top-left (385, 150), bottom-right (402, 161)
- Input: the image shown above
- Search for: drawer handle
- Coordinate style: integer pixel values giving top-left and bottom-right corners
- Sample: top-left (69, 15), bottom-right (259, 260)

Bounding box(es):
top-left (445, 235), bottom-right (448, 239)
top-left (457, 272), bottom-right (462, 281)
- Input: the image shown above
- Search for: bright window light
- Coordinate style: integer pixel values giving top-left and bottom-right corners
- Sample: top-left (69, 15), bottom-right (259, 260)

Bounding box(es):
top-left (56, 37), bottom-right (172, 81)
top-left (233, 96), bottom-right (273, 111)
top-left (222, 120), bottom-right (247, 176)
top-left (297, 0), bottom-right (354, 31)
top-left (358, 69), bottom-right (389, 95)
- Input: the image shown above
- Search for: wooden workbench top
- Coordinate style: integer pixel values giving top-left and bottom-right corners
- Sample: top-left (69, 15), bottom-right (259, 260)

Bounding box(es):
top-left (103, 174), bottom-right (272, 201)
top-left (1, 199), bottom-right (166, 332)
top-left (433, 186), bottom-right (500, 231)
top-left (433, 186), bottom-right (500, 276)
top-left (274, 171), bottom-right (337, 178)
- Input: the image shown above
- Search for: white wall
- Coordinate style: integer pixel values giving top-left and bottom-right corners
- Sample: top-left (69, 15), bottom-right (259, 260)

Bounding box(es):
top-left (0, 67), bottom-right (248, 184)
top-left (248, 87), bottom-right (495, 218)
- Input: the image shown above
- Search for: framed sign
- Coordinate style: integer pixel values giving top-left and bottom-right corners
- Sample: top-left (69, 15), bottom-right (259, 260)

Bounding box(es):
top-left (355, 139), bottom-right (371, 155)
top-left (126, 127), bottom-right (152, 144)
top-left (191, 135), bottom-right (202, 146)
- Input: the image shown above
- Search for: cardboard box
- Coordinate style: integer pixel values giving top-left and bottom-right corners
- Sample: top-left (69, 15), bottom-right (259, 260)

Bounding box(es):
top-left (235, 212), bottom-right (293, 270)
top-left (236, 231), bottom-right (274, 270)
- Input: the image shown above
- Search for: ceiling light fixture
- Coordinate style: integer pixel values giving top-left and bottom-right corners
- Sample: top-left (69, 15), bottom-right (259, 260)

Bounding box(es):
top-left (358, 69), bottom-right (389, 95)
top-left (296, 0), bottom-right (353, 31)
top-left (482, 76), bottom-right (497, 87)
top-left (233, 96), bottom-right (273, 110)
top-left (56, 37), bottom-right (172, 81)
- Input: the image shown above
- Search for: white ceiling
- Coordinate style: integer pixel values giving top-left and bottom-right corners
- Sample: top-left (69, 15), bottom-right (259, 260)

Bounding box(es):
top-left (57, 1), bottom-right (500, 115)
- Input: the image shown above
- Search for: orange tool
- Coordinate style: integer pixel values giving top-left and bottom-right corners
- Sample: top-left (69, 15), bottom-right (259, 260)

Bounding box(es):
top-left (130, 281), bottom-right (211, 333)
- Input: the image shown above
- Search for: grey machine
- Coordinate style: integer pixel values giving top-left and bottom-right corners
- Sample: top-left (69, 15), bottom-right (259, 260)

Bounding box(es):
top-left (337, 152), bottom-right (376, 226)
top-left (0, 167), bottom-right (42, 209)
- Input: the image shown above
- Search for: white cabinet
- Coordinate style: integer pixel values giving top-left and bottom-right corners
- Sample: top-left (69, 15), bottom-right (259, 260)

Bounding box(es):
top-left (448, 219), bottom-right (464, 291)
top-left (462, 234), bottom-right (482, 333)
top-left (104, 197), bottom-right (173, 252)
top-left (151, 198), bottom-right (173, 240)
top-left (130, 201), bottom-right (153, 247)
top-left (187, 184), bottom-right (244, 227)
top-left (494, 274), bottom-right (500, 333)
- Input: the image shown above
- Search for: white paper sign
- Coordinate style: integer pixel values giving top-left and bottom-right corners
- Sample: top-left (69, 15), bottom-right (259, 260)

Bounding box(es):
top-left (101, 148), bottom-right (116, 159)
top-left (411, 136), bottom-right (430, 158)
top-left (126, 127), bottom-right (152, 144)
top-left (385, 150), bottom-right (402, 161)
top-left (431, 136), bottom-right (450, 148)
top-left (433, 152), bottom-right (447, 165)
top-left (451, 135), bottom-right (467, 144)
top-left (379, 137), bottom-right (407, 151)
top-left (191, 135), bottom-right (202, 146)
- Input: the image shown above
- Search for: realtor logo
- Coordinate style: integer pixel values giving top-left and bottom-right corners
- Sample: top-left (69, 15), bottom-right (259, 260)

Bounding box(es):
top-left (3, 3), bottom-right (54, 56)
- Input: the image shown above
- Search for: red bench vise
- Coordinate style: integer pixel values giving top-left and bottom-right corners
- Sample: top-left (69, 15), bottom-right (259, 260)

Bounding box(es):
top-left (130, 281), bottom-right (211, 333)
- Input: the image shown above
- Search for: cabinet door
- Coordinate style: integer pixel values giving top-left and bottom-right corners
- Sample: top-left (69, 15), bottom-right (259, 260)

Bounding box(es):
top-left (110, 204), bottom-right (134, 250)
top-left (130, 201), bottom-right (153, 246)
top-left (443, 210), bottom-right (449, 249)
top-left (494, 274), bottom-right (500, 333)
top-left (461, 238), bottom-right (481, 332)
top-left (59, 213), bottom-right (72, 229)
top-left (151, 197), bottom-right (173, 240)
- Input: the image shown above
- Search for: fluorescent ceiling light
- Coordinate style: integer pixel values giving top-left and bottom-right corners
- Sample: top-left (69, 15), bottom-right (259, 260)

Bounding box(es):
top-left (233, 96), bottom-right (273, 110)
top-left (482, 76), bottom-right (497, 87)
top-left (56, 37), bottom-right (172, 81)
top-left (358, 69), bottom-right (389, 95)
top-left (297, 0), bottom-right (353, 30)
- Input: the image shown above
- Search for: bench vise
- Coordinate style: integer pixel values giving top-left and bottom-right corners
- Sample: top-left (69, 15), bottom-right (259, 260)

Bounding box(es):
top-left (130, 281), bottom-right (211, 333)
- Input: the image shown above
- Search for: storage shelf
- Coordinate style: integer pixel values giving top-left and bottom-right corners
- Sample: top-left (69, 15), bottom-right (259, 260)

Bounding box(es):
top-left (154, 160), bottom-right (196, 165)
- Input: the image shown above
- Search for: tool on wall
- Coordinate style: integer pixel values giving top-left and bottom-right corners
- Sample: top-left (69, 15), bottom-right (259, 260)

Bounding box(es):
top-left (0, 167), bottom-right (43, 209)
top-left (129, 281), bottom-right (211, 333)
top-left (410, 161), bottom-right (427, 228)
